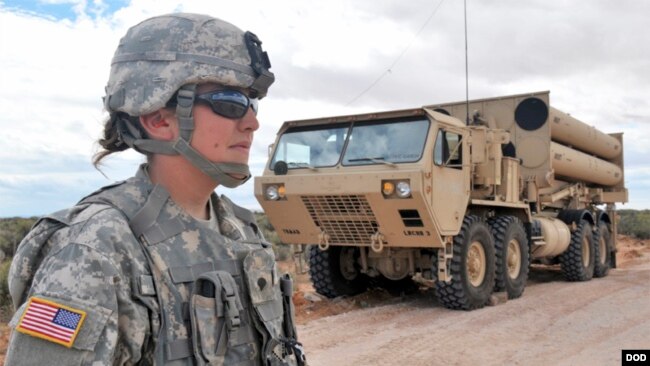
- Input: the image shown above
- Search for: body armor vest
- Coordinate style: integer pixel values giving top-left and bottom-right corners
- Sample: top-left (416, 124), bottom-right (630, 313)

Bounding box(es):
top-left (82, 175), bottom-right (302, 365)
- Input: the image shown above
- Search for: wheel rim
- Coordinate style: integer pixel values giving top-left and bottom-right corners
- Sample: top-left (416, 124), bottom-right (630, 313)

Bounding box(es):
top-left (581, 236), bottom-right (590, 267)
top-left (467, 241), bottom-right (486, 287)
top-left (507, 239), bottom-right (522, 279)
top-left (599, 235), bottom-right (607, 265)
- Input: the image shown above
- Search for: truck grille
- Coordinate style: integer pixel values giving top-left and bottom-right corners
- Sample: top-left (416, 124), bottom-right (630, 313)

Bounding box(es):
top-left (301, 195), bottom-right (378, 244)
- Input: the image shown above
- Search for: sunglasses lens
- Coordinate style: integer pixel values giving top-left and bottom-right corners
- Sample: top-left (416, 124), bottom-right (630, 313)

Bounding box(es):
top-left (212, 100), bottom-right (248, 118)
top-left (199, 90), bottom-right (257, 119)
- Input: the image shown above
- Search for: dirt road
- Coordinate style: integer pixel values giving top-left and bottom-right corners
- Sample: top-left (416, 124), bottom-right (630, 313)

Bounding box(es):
top-left (297, 240), bottom-right (650, 366)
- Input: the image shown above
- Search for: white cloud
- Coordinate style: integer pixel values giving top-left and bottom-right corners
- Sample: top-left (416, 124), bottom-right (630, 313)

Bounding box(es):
top-left (1, 0), bottom-right (649, 216)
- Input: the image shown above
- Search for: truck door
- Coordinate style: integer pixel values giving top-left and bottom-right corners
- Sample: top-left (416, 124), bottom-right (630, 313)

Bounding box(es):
top-left (431, 125), bottom-right (470, 235)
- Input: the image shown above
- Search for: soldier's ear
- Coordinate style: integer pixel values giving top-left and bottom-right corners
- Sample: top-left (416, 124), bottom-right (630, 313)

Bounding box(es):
top-left (139, 109), bottom-right (178, 141)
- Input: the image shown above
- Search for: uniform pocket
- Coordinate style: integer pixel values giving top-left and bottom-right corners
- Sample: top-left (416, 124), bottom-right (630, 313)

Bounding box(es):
top-left (243, 249), bottom-right (284, 333)
top-left (190, 270), bottom-right (244, 366)
top-left (244, 249), bottom-right (304, 366)
top-left (243, 249), bottom-right (280, 307)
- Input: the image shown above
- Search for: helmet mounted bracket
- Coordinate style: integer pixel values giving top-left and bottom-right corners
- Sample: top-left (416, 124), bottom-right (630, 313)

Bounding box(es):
top-left (244, 31), bottom-right (275, 99)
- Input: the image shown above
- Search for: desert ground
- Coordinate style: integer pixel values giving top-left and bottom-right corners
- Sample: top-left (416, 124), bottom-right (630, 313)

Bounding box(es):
top-left (293, 235), bottom-right (650, 366)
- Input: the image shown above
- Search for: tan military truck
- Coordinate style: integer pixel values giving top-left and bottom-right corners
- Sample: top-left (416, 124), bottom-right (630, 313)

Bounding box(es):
top-left (254, 91), bottom-right (628, 310)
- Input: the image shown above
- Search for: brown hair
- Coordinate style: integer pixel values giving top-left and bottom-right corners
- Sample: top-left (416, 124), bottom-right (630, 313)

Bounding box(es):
top-left (92, 113), bottom-right (146, 168)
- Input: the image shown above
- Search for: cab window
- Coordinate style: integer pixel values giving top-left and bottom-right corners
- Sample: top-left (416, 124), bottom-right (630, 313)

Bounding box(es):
top-left (434, 129), bottom-right (463, 169)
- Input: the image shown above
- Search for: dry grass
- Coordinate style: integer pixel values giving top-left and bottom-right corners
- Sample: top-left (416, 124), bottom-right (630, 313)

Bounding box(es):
top-left (0, 323), bottom-right (9, 365)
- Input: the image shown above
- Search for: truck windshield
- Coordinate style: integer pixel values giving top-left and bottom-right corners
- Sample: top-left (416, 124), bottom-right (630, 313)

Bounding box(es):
top-left (270, 123), bottom-right (350, 169)
top-left (270, 118), bottom-right (429, 170)
top-left (342, 119), bottom-right (430, 166)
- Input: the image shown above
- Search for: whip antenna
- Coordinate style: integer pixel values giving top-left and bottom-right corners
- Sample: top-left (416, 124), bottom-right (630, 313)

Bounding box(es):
top-left (464, 0), bottom-right (470, 125)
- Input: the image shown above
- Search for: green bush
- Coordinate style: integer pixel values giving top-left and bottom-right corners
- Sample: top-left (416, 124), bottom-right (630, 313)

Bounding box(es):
top-left (618, 210), bottom-right (650, 239)
top-left (0, 217), bottom-right (37, 257)
top-left (0, 260), bottom-right (10, 298)
top-left (254, 212), bottom-right (294, 261)
top-left (1, 259), bottom-right (13, 320)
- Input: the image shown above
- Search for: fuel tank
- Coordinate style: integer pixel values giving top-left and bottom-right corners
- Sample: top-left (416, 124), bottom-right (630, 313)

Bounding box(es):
top-left (531, 216), bottom-right (571, 258)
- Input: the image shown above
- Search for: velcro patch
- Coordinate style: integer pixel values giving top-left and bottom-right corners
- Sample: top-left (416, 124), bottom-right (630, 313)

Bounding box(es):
top-left (16, 297), bottom-right (87, 348)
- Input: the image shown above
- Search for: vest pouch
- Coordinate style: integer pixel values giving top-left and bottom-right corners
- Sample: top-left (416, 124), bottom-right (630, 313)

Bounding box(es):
top-left (243, 249), bottom-right (296, 365)
top-left (190, 270), bottom-right (245, 366)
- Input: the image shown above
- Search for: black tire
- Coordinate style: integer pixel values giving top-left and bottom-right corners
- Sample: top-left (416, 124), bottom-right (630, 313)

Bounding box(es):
top-left (488, 216), bottom-right (529, 299)
top-left (594, 221), bottom-right (612, 278)
top-left (435, 215), bottom-right (496, 310)
top-left (308, 246), bottom-right (368, 298)
top-left (559, 219), bottom-right (595, 281)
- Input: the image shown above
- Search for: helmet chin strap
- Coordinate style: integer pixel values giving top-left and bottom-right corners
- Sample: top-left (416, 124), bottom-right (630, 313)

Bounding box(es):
top-left (118, 84), bottom-right (251, 188)
top-left (173, 139), bottom-right (251, 188)
top-left (172, 84), bottom-right (251, 188)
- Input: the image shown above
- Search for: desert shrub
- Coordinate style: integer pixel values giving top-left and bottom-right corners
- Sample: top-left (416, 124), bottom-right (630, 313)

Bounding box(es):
top-left (618, 210), bottom-right (650, 239)
top-left (0, 217), bottom-right (37, 257)
top-left (254, 212), bottom-right (293, 261)
top-left (0, 259), bottom-right (13, 321)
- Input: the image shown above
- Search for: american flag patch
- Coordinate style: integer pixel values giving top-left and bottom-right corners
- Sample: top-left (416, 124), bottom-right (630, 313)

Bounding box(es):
top-left (16, 297), bottom-right (87, 348)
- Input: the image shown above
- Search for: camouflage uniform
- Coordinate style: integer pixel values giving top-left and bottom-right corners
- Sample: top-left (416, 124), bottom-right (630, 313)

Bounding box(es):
top-left (7, 13), bottom-right (303, 365)
top-left (7, 165), bottom-right (302, 365)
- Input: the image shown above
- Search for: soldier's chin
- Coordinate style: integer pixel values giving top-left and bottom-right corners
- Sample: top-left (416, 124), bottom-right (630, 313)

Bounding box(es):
top-left (226, 173), bottom-right (247, 180)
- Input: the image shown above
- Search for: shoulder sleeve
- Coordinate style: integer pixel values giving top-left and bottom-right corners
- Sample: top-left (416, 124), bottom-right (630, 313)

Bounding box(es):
top-left (5, 206), bottom-right (151, 365)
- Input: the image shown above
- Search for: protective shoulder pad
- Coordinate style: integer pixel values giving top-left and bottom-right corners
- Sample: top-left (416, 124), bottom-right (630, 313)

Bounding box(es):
top-left (78, 179), bottom-right (147, 221)
top-left (78, 180), bottom-right (127, 203)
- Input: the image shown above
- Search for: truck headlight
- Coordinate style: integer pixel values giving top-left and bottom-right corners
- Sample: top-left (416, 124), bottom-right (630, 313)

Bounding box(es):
top-left (264, 184), bottom-right (286, 200)
top-left (381, 179), bottom-right (411, 199)
top-left (396, 181), bottom-right (411, 198)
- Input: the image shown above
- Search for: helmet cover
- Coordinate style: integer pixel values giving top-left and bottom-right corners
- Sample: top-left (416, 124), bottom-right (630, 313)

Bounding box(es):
top-left (104, 13), bottom-right (274, 116)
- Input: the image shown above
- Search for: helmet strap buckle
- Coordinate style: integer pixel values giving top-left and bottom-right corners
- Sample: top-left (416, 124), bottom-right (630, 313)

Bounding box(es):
top-left (175, 84), bottom-right (197, 141)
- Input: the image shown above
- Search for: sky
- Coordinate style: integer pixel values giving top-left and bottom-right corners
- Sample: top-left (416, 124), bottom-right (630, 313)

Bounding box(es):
top-left (0, 0), bottom-right (649, 217)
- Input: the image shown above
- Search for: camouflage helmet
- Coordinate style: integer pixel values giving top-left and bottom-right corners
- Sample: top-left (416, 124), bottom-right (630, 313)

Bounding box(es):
top-left (104, 12), bottom-right (274, 116)
top-left (103, 13), bottom-right (274, 188)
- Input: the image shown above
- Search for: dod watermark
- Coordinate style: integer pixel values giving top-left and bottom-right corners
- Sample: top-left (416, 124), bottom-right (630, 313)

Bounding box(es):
top-left (622, 350), bottom-right (649, 365)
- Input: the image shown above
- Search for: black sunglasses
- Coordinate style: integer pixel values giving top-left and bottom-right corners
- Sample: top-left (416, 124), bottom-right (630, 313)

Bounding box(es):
top-left (195, 89), bottom-right (258, 119)
top-left (167, 89), bottom-right (258, 119)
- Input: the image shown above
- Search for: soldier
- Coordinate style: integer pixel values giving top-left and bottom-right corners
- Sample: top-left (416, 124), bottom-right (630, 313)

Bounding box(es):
top-left (6, 13), bottom-right (305, 365)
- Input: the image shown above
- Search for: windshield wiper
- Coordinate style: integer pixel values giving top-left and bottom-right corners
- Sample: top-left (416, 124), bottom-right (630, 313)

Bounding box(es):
top-left (347, 157), bottom-right (397, 167)
top-left (287, 162), bottom-right (318, 171)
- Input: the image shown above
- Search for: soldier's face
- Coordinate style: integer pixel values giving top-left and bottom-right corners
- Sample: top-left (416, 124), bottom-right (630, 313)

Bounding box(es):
top-left (189, 83), bottom-right (260, 168)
